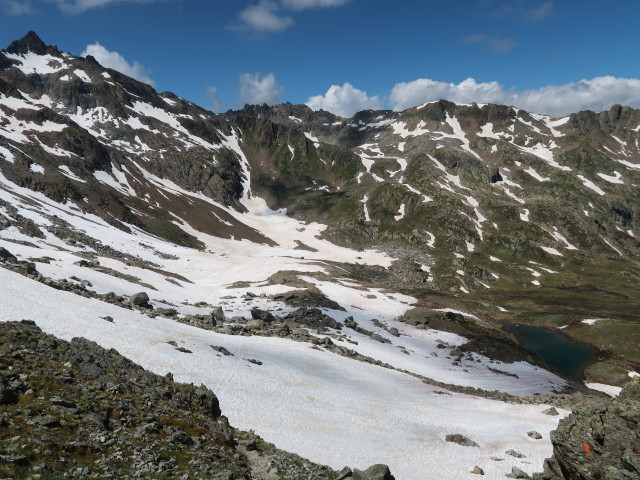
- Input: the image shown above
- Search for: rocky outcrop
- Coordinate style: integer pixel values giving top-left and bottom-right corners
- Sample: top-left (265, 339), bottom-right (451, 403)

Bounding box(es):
top-left (534, 379), bottom-right (640, 480)
top-left (0, 321), bottom-right (394, 479)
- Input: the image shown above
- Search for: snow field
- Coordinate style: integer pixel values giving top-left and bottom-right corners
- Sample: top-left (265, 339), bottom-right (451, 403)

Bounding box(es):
top-left (299, 277), bottom-right (567, 397)
top-left (0, 267), bottom-right (567, 480)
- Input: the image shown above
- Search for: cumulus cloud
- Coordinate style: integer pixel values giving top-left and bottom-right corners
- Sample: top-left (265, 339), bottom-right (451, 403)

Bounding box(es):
top-left (389, 76), bottom-right (640, 117)
top-left (390, 78), bottom-right (507, 111)
top-left (2, 0), bottom-right (34, 15)
top-left (48, 0), bottom-right (160, 14)
top-left (514, 77), bottom-right (640, 116)
top-left (306, 83), bottom-right (382, 117)
top-left (234, 0), bottom-right (350, 33)
top-left (81, 43), bottom-right (154, 86)
top-left (281, 0), bottom-right (350, 10)
top-left (238, 72), bottom-right (284, 105)
top-left (236, 0), bottom-right (294, 32)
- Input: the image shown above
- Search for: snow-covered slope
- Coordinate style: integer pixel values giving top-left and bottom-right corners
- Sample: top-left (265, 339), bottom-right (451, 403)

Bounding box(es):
top-left (0, 266), bottom-right (568, 480)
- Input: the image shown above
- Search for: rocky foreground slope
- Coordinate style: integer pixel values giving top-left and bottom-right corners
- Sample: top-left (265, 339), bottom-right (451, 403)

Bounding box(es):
top-left (534, 379), bottom-right (640, 480)
top-left (0, 321), bottom-right (393, 480)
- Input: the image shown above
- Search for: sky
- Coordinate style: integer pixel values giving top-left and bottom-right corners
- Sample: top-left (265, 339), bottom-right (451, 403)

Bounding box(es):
top-left (2, 0), bottom-right (640, 117)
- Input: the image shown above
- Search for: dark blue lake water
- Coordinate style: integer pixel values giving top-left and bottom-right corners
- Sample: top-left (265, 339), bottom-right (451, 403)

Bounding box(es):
top-left (504, 324), bottom-right (597, 378)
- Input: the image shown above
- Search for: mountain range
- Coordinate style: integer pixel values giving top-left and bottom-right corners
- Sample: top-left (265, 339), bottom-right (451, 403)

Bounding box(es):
top-left (1, 31), bottom-right (639, 480)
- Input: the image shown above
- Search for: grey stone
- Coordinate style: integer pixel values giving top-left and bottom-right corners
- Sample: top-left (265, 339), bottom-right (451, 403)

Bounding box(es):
top-left (129, 292), bottom-right (151, 308)
top-left (352, 464), bottom-right (395, 480)
top-left (246, 319), bottom-right (266, 329)
top-left (506, 466), bottom-right (530, 479)
top-left (0, 377), bottom-right (18, 406)
top-left (250, 308), bottom-right (275, 323)
top-left (506, 449), bottom-right (526, 458)
top-left (445, 433), bottom-right (479, 447)
top-left (213, 306), bottom-right (226, 322)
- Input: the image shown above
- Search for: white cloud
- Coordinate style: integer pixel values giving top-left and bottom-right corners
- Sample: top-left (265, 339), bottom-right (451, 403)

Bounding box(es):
top-left (48, 0), bottom-right (159, 14)
top-left (281, 0), bottom-right (350, 10)
top-left (390, 78), bottom-right (507, 111)
top-left (234, 0), bottom-right (349, 33)
top-left (81, 43), bottom-right (154, 86)
top-left (238, 72), bottom-right (284, 105)
top-left (238, 0), bottom-right (294, 32)
top-left (2, 0), bottom-right (34, 15)
top-left (514, 77), bottom-right (640, 116)
top-left (389, 76), bottom-right (640, 117)
top-left (306, 83), bottom-right (382, 117)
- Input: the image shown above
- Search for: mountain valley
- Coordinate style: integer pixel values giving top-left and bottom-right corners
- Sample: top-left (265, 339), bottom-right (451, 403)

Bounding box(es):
top-left (1, 32), bottom-right (639, 479)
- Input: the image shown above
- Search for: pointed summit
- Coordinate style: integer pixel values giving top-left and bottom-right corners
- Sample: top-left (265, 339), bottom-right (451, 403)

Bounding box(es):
top-left (5, 31), bottom-right (49, 55)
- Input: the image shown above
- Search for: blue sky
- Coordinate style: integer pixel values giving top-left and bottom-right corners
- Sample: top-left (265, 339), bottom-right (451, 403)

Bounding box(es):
top-left (2, 0), bottom-right (640, 117)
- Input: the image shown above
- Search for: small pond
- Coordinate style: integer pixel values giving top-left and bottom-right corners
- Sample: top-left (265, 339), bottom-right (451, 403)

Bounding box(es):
top-left (504, 323), bottom-right (597, 378)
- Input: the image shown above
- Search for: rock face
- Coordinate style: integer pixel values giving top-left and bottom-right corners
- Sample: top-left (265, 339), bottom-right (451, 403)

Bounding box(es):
top-left (534, 379), bottom-right (640, 480)
top-left (0, 321), bottom-right (394, 480)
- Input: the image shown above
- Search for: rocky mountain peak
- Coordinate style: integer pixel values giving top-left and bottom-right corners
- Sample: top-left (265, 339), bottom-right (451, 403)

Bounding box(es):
top-left (4, 31), bottom-right (54, 56)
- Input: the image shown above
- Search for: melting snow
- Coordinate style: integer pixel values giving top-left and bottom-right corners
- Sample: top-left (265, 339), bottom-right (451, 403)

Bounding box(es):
top-left (424, 231), bottom-right (436, 248)
top-left (58, 165), bottom-right (86, 183)
top-left (394, 203), bottom-right (406, 221)
top-left (597, 171), bottom-right (623, 184)
top-left (29, 163), bottom-right (44, 174)
top-left (601, 237), bottom-right (623, 256)
top-left (582, 318), bottom-right (601, 325)
top-left (73, 69), bottom-right (91, 83)
top-left (361, 194), bottom-right (371, 222)
top-left (550, 228), bottom-right (578, 250)
top-left (540, 247), bottom-right (563, 256)
top-left (4, 52), bottom-right (68, 75)
top-left (524, 167), bottom-right (550, 182)
top-left (577, 175), bottom-right (605, 196)
top-left (0, 146), bottom-right (15, 163)
top-left (585, 383), bottom-right (622, 397)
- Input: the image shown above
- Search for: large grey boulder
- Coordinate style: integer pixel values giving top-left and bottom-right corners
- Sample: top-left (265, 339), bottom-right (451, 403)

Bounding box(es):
top-left (129, 292), bottom-right (151, 308)
top-left (352, 464), bottom-right (395, 480)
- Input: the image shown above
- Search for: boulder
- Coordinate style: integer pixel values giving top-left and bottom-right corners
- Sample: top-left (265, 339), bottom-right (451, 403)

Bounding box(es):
top-left (0, 377), bottom-right (18, 405)
top-left (507, 467), bottom-right (530, 479)
top-left (471, 466), bottom-right (484, 475)
top-left (247, 319), bottom-right (266, 329)
top-left (129, 292), bottom-right (151, 308)
top-left (445, 433), bottom-right (479, 447)
top-left (352, 464), bottom-right (395, 480)
top-left (0, 246), bottom-right (17, 263)
top-left (212, 306), bottom-right (226, 322)
top-left (250, 308), bottom-right (275, 323)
